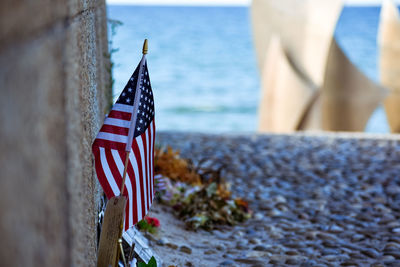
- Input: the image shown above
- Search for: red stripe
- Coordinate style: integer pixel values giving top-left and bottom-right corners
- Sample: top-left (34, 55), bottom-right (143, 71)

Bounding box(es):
top-left (117, 151), bottom-right (130, 230)
top-left (146, 124), bottom-right (152, 205)
top-left (127, 161), bottom-right (139, 225)
top-left (151, 120), bottom-right (156, 202)
top-left (92, 145), bottom-right (115, 199)
top-left (132, 139), bottom-right (146, 220)
top-left (100, 125), bottom-right (129, 136)
top-left (108, 110), bottom-right (132, 121)
top-left (119, 150), bottom-right (139, 226)
top-left (142, 130), bottom-right (150, 212)
top-left (93, 139), bottom-right (126, 151)
top-left (148, 124), bottom-right (152, 203)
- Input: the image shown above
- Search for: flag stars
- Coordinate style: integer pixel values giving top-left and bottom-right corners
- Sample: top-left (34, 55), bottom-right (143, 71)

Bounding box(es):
top-left (116, 63), bottom-right (154, 137)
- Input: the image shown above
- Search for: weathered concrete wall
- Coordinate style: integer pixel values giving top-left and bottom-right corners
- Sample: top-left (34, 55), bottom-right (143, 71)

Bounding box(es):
top-left (0, 0), bottom-right (110, 265)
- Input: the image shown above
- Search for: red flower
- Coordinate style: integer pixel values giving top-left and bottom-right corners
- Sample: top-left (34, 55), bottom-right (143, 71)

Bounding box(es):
top-left (145, 216), bottom-right (160, 227)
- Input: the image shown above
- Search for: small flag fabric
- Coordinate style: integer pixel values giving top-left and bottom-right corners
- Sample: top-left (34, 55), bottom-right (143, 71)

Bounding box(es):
top-left (92, 59), bottom-right (155, 231)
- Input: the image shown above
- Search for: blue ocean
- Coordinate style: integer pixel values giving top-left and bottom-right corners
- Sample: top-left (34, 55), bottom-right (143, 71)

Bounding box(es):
top-left (107, 5), bottom-right (391, 133)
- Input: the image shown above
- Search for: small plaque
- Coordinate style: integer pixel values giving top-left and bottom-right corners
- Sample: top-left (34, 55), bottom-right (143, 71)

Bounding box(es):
top-left (123, 227), bottom-right (162, 266)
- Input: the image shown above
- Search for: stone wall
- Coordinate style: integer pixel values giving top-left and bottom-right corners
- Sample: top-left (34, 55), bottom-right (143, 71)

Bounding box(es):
top-left (0, 0), bottom-right (110, 265)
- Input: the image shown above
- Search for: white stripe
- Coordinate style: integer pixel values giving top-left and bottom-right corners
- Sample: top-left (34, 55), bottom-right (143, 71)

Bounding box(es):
top-left (129, 148), bottom-right (142, 220)
top-left (104, 117), bottom-right (130, 128)
top-left (150, 120), bottom-right (154, 202)
top-left (144, 127), bottom-right (149, 209)
top-left (137, 136), bottom-right (148, 214)
top-left (97, 132), bottom-right (127, 144)
top-left (152, 121), bottom-right (155, 199)
top-left (148, 124), bottom-right (152, 202)
top-left (112, 103), bottom-right (134, 113)
top-left (153, 121), bottom-right (156, 199)
top-left (112, 150), bottom-right (134, 229)
top-left (146, 125), bottom-right (151, 205)
top-left (99, 147), bottom-right (120, 196)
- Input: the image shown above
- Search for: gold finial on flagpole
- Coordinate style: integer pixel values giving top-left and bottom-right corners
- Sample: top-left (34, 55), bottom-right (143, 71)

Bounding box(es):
top-left (143, 39), bottom-right (148, 54)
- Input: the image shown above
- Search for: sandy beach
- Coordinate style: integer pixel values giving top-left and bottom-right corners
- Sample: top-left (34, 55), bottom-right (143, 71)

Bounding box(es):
top-left (142, 132), bottom-right (400, 266)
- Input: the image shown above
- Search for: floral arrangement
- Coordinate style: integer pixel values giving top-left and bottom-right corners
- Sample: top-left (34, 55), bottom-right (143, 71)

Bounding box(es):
top-left (136, 216), bottom-right (161, 234)
top-left (154, 146), bottom-right (251, 230)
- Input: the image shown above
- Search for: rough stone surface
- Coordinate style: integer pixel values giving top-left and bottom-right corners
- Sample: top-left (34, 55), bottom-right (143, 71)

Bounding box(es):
top-left (149, 131), bottom-right (400, 266)
top-left (0, 0), bottom-right (109, 266)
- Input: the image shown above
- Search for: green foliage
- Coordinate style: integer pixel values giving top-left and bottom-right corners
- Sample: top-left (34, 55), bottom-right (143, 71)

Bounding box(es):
top-left (138, 256), bottom-right (157, 267)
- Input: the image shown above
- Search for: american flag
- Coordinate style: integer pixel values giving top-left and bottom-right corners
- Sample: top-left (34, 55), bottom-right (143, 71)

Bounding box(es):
top-left (92, 58), bottom-right (155, 231)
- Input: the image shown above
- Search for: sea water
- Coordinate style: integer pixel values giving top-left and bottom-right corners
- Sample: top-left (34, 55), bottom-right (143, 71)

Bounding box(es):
top-left (108, 5), bottom-right (391, 133)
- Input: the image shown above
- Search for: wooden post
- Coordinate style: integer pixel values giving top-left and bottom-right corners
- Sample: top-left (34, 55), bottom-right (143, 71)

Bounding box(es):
top-left (97, 196), bottom-right (127, 267)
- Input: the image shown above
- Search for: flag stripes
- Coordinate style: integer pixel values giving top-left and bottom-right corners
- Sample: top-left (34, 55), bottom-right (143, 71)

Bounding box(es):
top-left (93, 102), bottom-right (155, 231)
top-left (93, 58), bottom-right (155, 232)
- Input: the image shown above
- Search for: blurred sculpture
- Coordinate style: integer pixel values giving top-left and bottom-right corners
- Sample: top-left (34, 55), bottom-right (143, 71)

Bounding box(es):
top-left (251, 0), bottom-right (342, 86)
top-left (258, 36), bottom-right (318, 132)
top-left (379, 0), bottom-right (400, 132)
top-left (314, 40), bottom-right (385, 131)
top-left (253, 0), bottom-right (388, 133)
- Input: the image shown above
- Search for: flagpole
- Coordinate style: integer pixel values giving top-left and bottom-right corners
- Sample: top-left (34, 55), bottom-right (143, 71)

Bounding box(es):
top-left (120, 39), bottom-right (148, 196)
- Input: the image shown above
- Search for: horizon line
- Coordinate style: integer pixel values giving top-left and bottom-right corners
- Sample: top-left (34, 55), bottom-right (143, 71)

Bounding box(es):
top-left (106, 0), bottom-right (400, 7)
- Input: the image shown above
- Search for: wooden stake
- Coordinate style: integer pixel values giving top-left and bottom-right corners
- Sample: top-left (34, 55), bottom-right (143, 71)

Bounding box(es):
top-left (97, 196), bottom-right (127, 267)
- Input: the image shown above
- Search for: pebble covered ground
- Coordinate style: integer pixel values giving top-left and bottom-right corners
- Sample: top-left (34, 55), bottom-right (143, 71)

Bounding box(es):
top-left (148, 132), bottom-right (400, 266)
